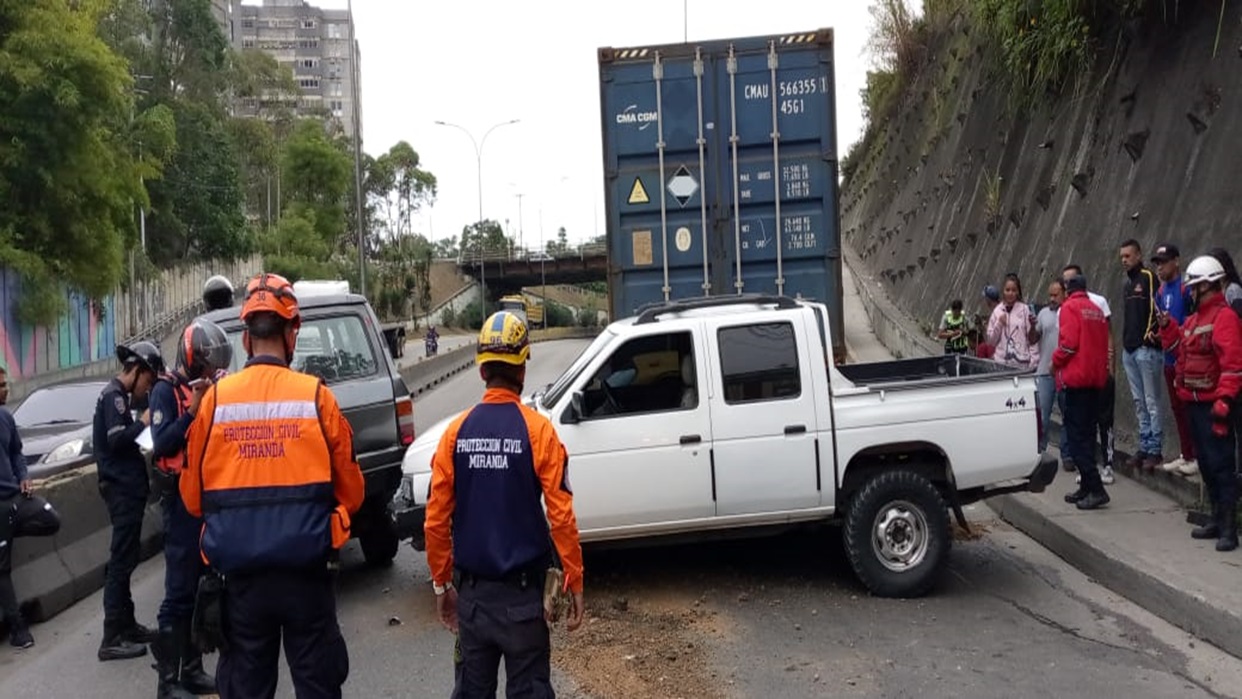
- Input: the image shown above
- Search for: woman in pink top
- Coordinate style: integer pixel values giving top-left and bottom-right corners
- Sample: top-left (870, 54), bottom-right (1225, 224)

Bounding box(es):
top-left (987, 273), bottom-right (1038, 369)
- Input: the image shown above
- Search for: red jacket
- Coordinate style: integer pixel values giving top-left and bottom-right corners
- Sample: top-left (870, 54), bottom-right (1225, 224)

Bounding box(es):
top-left (1158, 293), bottom-right (1242, 404)
top-left (1052, 290), bottom-right (1109, 390)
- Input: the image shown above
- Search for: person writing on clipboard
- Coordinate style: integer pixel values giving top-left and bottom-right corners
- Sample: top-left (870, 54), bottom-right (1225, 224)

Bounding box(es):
top-left (148, 320), bottom-right (233, 698)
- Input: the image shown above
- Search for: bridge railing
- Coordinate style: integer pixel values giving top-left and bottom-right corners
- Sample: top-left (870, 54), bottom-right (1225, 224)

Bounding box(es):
top-left (456, 242), bottom-right (607, 266)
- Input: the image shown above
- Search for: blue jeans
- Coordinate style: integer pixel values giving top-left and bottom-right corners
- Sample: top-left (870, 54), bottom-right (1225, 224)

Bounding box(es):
top-left (1122, 347), bottom-right (1164, 456)
top-left (1036, 374), bottom-right (1058, 452)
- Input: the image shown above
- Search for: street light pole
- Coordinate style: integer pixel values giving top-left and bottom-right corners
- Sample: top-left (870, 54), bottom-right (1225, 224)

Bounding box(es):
top-left (435, 118), bottom-right (519, 315)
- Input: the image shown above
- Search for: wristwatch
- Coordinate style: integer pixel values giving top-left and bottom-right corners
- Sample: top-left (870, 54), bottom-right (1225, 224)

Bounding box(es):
top-left (433, 581), bottom-right (453, 596)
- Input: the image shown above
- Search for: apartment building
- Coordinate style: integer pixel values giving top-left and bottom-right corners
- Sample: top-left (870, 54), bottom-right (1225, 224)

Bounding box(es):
top-left (230, 0), bottom-right (363, 140)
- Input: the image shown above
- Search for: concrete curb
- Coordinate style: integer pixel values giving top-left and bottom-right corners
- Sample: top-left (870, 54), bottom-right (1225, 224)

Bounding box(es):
top-left (988, 493), bottom-right (1242, 660)
top-left (9, 466), bottom-right (164, 625)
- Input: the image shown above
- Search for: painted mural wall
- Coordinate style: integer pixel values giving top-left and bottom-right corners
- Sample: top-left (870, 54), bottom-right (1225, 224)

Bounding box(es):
top-left (0, 254), bottom-right (262, 381)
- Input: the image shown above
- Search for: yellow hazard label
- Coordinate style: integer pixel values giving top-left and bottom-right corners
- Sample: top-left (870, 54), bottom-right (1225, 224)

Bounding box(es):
top-left (627, 177), bottom-right (649, 205)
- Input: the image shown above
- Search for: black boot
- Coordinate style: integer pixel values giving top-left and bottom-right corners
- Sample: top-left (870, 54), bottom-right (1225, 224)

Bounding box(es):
top-left (1216, 505), bottom-right (1239, 552)
top-left (99, 619), bottom-right (148, 662)
top-left (125, 620), bottom-right (159, 645)
top-left (174, 619), bottom-right (216, 695)
top-left (1064, 487), bottom-right (1089, 504)
top-left (1192, 504), bottom-right (1220, 540)
top-left (151, 628), bottom-right (197, 699)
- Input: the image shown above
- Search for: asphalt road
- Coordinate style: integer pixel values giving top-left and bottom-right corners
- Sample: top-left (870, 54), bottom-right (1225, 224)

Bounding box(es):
top-left (3, 338), bottom-right (1241, 698)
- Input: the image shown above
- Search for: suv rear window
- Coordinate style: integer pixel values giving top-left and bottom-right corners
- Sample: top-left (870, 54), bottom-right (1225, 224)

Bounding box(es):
top-left (224, 314), bottom-right (379, 383)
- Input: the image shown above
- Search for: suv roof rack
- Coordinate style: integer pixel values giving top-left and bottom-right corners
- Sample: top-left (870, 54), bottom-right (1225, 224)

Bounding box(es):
top-left (633, 294), bottom-right (799, 325)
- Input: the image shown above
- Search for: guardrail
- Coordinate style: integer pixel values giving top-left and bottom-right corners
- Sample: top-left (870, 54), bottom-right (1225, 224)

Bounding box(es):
top-left (456, 242), bottom-right (607, 265)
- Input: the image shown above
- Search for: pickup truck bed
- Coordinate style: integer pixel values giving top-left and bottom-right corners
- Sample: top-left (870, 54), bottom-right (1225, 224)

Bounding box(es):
top-left (836, 355), bottom-right (1023, 386)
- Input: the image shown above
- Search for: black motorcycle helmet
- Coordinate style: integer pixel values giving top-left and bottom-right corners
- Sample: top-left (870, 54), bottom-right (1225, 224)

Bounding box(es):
top-left (203, 275), bottom-right (235, 312)
top-left (116, 340), bottom-right (166, 376)
top-left (177, 319), bottom-right (234, 380)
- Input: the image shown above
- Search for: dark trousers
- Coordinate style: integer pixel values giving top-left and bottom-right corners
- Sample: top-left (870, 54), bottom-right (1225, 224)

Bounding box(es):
top-left (0, 495), bottom-right (62, 621)
top-left (452, 574), bottom-right (552, 699)
top-left (1164, 366), bottom-right (1197, 461)
top-left (158, 489), bottom-right (204, 628)
top-left (1058, 376), bottom-right (1116, 466)
top-left (1065, 387), bottom-right (1104, 492)
top-left (1187, 402), bottom-right (1239, 515)
top-left (100, 486), bottom-right (145, 627)
top-left (217, 570), bottom-right (349, 699)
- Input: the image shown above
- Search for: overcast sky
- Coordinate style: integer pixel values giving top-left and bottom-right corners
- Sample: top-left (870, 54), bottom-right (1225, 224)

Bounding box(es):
top-left (286, 1), bottom-right (917, 248)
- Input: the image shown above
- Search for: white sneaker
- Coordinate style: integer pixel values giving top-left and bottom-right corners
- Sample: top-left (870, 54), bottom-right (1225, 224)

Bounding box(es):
top-left (1161, 457), bottom-right (1186, 473)
top-left (1100, 466), bottom-right (1116, 485)
top-left (1177, 459), bottom-right (1199, 476)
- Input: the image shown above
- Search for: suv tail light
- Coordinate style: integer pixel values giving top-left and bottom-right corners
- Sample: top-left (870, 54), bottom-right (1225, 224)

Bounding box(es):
top-left (396, 395), bottom-right (415, 446)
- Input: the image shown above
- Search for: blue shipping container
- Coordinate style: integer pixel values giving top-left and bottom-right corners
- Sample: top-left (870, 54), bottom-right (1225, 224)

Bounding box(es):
top-left (598, 28), bottom-right (844, 358)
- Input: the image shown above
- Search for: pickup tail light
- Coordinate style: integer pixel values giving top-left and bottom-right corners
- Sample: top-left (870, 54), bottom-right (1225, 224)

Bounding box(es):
top-left (396, 395), bottom-right (415, 446)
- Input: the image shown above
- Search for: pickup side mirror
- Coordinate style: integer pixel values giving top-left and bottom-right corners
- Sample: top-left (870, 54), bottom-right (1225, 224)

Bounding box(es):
top-left (563, 391), bottom-right (585, 425)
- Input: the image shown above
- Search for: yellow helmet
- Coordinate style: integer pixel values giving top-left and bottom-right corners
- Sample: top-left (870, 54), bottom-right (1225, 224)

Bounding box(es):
top-left (477, 311), bottom-right (530, 366)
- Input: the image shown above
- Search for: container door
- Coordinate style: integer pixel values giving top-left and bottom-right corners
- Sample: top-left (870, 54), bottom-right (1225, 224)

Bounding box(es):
top-left (711, 33), bottom-right (844, 344)
top-left (601, 47), bottom-right (721, 318)
top-left (707, 314), bottom-right (821, 516)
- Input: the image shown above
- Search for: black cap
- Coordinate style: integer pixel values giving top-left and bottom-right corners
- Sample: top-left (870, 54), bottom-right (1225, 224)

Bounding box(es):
top-left (1151, 243), bottom-right (1180, 262)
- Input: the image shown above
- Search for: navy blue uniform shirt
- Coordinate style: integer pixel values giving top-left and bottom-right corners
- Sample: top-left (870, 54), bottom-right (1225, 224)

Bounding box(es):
top-left (92, 378), bottom-right (149, 497)
top-left (149, 376), bottom-right (193, 460)
top-left (0, 406), bottom-right (26, 500)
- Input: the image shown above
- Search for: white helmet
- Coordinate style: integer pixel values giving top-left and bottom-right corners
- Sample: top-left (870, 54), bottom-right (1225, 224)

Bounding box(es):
top-left (1185, 255), bottom-right (1227, 286)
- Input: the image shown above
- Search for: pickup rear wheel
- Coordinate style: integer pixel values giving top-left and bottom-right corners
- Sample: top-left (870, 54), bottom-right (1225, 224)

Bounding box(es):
top-left (843, 469), bottom-right (950, 598)
top-left (360, 518), bottom-right (400, 568)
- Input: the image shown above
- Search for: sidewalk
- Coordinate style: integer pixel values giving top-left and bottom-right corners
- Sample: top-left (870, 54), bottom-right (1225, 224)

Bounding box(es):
top-left (840, 252), bottom-right (1242, 660)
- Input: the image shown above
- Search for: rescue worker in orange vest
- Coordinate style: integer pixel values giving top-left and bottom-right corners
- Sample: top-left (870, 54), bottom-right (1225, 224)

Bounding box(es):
top-left (149, 319), bottom-right (232, 698)
top-left (426, 310), bottom-right (586, 697)
top-left (180, 272), bottom-right (365, 699)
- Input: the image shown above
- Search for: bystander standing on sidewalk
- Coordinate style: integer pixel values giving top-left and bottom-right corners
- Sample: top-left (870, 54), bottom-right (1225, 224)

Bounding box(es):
top-left (1119, 240), bottom-right (1165, 471)
top-left (1157, 255), bottom-right (1242, 552)
top-left (1061, 265), bottom-right (1116, 483)
top-left (1031, 279), bottom-right (1065, 453)
top-left (1152, 244), bottom-right (1199, 476)
top-left (1055, 274), bottom-right (1113, 510)
top-left (1207, 248), bottom-right (1242, 316)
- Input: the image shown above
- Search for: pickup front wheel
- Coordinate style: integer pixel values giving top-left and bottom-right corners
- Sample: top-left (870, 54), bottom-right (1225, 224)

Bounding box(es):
top-left (843, 469), bottom-right (950, 598)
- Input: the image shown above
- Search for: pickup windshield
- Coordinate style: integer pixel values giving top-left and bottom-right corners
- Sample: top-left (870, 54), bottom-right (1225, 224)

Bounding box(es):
top-left (540, 329), bottom-right (616, 408)
top-left (224, 314), bottom-right (379, 384)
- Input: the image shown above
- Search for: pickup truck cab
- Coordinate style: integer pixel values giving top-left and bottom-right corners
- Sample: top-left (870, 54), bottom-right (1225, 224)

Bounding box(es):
top-left (393, 295), bottom-right (1057, 597)
top-left (200, 287), bottom-right (415, 566)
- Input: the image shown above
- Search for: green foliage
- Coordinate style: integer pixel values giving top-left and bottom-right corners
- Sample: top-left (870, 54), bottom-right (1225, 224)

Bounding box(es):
top-left (971, 0), bottom-right (1095, 110)
top-left (0, 0), bottom-right (146, 323)
top-left (544, 300), bottom-right (575, 328)
top-left (545, 227), bottom-right (571, 255)
top-left (460, 220), bottom-right (510, 258)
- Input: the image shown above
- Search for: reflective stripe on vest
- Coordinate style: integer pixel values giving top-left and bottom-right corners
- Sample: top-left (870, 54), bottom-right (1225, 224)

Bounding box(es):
top-left (1181, 307), bottom-right (1224, 393)
top-left (155, 375), bottom-right (193, 475)
top-left (198, 367), bottom-right (334, 574)
top-left (451, 402), bottom-right (550, 579)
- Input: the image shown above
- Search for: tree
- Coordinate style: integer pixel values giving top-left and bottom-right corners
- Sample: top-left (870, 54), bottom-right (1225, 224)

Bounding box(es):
top-left (460, 220), bottom-right (509, 259)
top-left (281, 119), bottom-right (352, 245)
top-left (149, 0), bottom-right (232, 110)
top-left (546, 226), bottom-right (570, 255)
top-left (370, 141), bottom-right (436, 241)
top-left (433, 235), bottom-right (459, 259)
top-left (0, 1), bottom-right (149, 322)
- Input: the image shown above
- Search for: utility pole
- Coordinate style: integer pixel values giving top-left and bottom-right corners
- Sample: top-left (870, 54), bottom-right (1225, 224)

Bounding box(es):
top-left (515, 192), bottom-right (525, 255)
top-left (348, 0), bottom-right (366, 296)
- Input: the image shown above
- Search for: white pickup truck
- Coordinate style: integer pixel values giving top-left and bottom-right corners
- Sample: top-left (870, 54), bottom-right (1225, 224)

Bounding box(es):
top-left (391, 295), bottom-right (1057, 597)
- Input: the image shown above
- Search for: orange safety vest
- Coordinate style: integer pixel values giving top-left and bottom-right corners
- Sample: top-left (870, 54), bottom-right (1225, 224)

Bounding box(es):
top-left (155, 374), bottom-right (194, 475)
top-left (196, 366), bottom-right (336, 574)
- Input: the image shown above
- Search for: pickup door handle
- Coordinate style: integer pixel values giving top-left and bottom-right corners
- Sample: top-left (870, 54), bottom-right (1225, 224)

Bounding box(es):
top-left (784, 424), bottom-right (807, 436)
top-left (679, 434), bottom-right (702, 446)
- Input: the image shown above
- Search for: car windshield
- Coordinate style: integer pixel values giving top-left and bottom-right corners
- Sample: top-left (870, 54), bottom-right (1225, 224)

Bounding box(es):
top-left (13, 382), bottom-right (104, 427)
top-left (224, 314), bottom-right (379, 383)
top-left (540, 329), bottom-right (616, 408)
